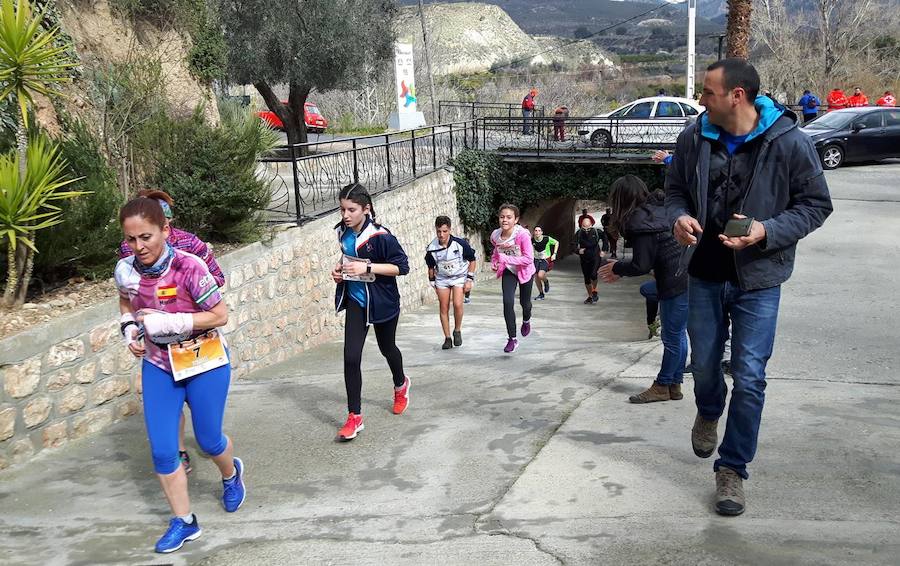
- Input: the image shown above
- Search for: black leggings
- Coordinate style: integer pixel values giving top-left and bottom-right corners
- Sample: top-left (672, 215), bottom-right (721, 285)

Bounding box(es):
top-left (344, 301), bottom-right (405, 415)
top-left (501, 270), bottom-right (533, 338)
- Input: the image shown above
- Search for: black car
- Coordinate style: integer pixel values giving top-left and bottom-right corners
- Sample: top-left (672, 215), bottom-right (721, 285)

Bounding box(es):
top-left (801, 107), bottom-right (900, 169)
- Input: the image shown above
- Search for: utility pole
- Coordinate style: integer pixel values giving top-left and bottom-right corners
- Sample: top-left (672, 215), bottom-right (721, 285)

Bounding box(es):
top-left (417, 0), bottom-right (438, 124)
top-left (686, 0), bottom-right (697, 99)
top-left (718, 34), bottom-right (725, 60)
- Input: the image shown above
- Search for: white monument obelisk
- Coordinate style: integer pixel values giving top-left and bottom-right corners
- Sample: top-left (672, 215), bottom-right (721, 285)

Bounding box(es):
top-left (389, 43), bottom-right (427, 130)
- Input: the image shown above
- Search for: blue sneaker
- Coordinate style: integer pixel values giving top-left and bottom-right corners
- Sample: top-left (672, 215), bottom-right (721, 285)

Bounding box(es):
top-left (155, 515), bottom-right (201, 553)
top-left (222, 457), bottom-right (246, 512)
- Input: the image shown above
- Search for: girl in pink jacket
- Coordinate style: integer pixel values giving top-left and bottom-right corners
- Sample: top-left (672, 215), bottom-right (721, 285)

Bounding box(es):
top-left (490, 204), bottom-right (535, 353)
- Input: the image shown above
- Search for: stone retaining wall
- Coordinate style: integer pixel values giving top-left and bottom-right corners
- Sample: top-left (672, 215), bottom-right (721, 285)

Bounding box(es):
top-left (0, 169), bottom-right (483, 470)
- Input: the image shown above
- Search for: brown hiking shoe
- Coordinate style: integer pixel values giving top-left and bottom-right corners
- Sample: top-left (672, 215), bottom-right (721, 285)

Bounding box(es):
top-left (629, 381), bottom-right (671, 404)
top-left (715, 467), bottom-right (746, 516)
top-left (692, 414), bottom-right (718, 458)
top-left (669, 383), bottom-right (683, 400)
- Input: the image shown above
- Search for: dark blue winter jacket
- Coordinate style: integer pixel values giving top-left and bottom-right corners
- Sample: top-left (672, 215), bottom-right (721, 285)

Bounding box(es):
top-left (665, 96), bottom-right (833, 291)
top-left (334, 217), bottom-right (410, 324)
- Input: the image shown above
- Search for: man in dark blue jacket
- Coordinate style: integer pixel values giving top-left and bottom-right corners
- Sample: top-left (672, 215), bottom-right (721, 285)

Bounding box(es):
top-left (666, 58), bottom-right (832, 517)
top-left (797, 89), bottom-right (820, 124)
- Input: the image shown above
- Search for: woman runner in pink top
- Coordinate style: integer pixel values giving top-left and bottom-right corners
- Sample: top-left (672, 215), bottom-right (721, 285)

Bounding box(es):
top-left (118, 190), bottom-right (224, 474)
top-left (490, 203), bottom-right (535, 353)
top-left (115, 197), bottom-right (245, 554)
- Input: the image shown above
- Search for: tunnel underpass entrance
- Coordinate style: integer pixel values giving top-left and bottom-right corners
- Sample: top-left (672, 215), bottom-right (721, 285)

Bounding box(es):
top-left (452, 150), bottom-right (664, 260)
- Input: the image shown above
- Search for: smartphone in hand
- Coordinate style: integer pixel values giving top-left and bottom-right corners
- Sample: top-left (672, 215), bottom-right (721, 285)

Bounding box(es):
top-left (724, 217), bottom-right (754, 237)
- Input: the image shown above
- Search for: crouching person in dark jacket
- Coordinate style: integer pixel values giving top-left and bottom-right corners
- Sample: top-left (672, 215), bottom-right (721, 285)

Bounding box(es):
top-left (666, 59), bottom-right (832, 516)
top-left (599, 180), bottom-right (688, 403)
top-left (332, 183), bottom-right (411, 442)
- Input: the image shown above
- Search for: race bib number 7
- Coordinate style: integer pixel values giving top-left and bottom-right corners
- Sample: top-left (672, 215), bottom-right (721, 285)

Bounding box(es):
top-left (168, 330), bottom-right (228, 382)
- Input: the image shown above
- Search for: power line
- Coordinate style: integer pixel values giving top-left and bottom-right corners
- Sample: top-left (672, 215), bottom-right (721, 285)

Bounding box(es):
top-left (492, 0), bottom-right (687, 71)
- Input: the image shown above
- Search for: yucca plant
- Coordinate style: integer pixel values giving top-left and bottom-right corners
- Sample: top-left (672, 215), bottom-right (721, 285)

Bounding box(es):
top-left (0, 0), bottom-right (78, 306)
top-left (0, 135), bottom-right (84, 303)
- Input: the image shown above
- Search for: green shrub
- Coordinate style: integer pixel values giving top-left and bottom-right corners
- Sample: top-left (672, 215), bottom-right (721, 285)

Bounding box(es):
top-left (135, 102), bottom-right (278, 242)
top-left (31, 120), bottom-right (124, 285)
top-left (187, 16), bottom-right (227, 83)
top-left (452, 150), bottom-right (511, 233)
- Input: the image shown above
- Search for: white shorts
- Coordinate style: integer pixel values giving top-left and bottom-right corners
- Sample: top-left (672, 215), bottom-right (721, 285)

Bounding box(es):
top-left (435, 276), bottom-right (467, 289)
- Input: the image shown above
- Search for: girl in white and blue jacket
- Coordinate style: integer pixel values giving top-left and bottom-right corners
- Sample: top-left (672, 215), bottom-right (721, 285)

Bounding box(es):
top-left (331, 183), bottom-right (410, 442)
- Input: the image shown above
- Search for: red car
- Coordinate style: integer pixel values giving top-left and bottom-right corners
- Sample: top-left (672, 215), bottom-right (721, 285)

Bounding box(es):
top-left (257, 101), bottom-right (328, 134)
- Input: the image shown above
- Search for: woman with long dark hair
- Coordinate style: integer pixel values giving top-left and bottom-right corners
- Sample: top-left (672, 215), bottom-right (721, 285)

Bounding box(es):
top-left (599, 176), bottom-right (689, 403)
top-left (331, 183), bottom-right (411, 440)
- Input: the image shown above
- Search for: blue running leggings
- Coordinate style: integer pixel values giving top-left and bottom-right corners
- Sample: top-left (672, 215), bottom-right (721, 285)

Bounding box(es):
top-left (141, 359), bottom-right (231, 474)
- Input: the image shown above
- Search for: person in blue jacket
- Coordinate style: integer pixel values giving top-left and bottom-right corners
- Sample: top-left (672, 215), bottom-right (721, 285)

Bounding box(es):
top-left (797, 89), bottom-right (820, 124)
top-left (331, 183), bottom-right (411, 441)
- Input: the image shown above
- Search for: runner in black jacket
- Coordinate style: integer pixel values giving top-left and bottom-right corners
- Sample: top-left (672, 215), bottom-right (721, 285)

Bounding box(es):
top-left (572, 216), bottom-right (602, 304)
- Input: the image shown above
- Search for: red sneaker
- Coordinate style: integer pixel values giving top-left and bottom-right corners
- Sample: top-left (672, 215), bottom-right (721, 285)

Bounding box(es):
top-left (393, 377), bottom-right (410, 415)
top-left (338, 413), bottom-right (364, 441)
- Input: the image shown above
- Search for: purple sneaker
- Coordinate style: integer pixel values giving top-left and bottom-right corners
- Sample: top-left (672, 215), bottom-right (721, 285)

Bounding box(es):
top-left (521, 320), bottom-right (531, 337)
top-left (504, 338), bottom-right (519, 353)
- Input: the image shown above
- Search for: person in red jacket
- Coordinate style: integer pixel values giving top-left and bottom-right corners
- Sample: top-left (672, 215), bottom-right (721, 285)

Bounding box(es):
top-left (848, 87), bottom-right (869, 107)
top-left (876, 91), bottom-right (896, 107)
top-left (826, 88), bottom-right (849, 111)
top-left (522, 88), bottom-right (537, 135)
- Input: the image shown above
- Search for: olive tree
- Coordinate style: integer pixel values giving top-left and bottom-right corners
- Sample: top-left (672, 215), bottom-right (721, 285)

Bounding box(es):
top-left (217, 0), bottom-right (397, 150)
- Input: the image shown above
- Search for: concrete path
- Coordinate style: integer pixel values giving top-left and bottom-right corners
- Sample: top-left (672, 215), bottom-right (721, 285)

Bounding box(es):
top-left (1, 163), bottom-right (898, 566)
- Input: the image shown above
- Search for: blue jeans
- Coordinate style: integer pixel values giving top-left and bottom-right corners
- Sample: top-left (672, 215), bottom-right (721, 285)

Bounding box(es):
top-left (640, 280), bottom-right (658, 326)
top-left (688, 278), bottom-right (781, 480)
top-left (522, 109), bottom-right (533, 134)
top-left (657, 291), bottom-right (688, 385)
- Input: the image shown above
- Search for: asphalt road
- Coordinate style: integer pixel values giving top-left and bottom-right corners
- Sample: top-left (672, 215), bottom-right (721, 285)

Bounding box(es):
top-left (1, 161), bottom-right (898, 565)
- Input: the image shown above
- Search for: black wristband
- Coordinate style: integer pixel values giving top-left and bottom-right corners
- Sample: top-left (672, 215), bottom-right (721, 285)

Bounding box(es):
top-left (466, 274), bottom-right (475, 280)
top-left (120, 321), bottom-right (137, 337)
top-left (366, 264), bottom-right (372, 274)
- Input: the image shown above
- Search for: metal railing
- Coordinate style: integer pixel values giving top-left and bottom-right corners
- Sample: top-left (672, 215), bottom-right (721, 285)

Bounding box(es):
top-left (479, 115), bottom-right (689, 157)
top-left (256, 114), bottom-right (686, 223)
top-left (437, 100), bottom-right (546, 123)
top-left (257, 121), bottom-right (480, 223)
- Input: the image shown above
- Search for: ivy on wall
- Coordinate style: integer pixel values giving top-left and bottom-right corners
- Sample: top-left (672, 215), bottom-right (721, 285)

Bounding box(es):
top-left (452, 149), bottom-right (663, 238)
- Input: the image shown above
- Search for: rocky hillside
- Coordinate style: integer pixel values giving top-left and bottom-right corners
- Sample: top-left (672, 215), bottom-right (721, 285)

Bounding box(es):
top-left (39, 0), bottom-right (218, 133)
top-left (394, 3), bottom-right (619, 76)
top-left (400, 0), bottom-right (722, 37)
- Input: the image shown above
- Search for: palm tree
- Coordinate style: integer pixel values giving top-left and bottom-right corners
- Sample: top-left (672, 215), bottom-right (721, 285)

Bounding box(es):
top-left (0, 0), bottom-right (78, 306)
top-left (726, 0), bottom-right (753, 59)
top-left (0, 136), bottom-right (84, 303)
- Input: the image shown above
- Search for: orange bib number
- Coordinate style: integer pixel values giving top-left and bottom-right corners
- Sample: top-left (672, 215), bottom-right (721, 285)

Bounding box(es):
top-left (168, 330), bottom-right (228, 382)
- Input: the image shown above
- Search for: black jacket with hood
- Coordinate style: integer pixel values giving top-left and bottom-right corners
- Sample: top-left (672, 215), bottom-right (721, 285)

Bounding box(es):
top-left (334, 217), bottom-right (410, 324)
top-left (665, 96), bottom-right (833, 291)
top-left (612, 192), bottom-right (687, 299)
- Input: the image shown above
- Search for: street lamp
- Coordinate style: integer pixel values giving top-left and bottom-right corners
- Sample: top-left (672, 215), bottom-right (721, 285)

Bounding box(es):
top-left (686, 0), bottom-right (696, 99)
